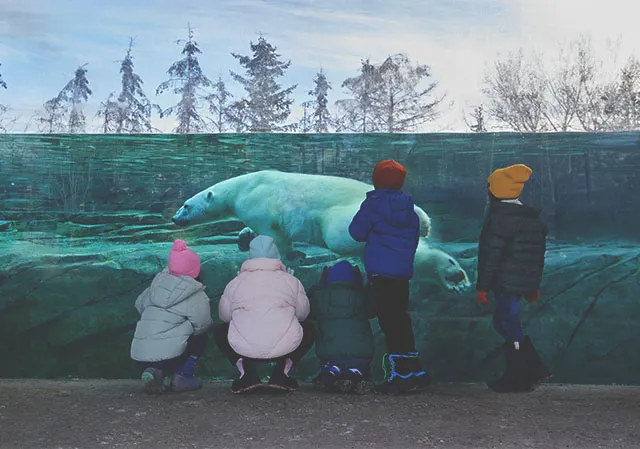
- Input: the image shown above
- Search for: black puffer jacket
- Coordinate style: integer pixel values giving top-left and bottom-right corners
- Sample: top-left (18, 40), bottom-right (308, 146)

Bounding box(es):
top-left (476, 200), bottom-right (547, 295)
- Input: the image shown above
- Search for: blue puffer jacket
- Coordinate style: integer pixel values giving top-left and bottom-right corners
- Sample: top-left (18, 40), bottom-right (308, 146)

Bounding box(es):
top-left (348, 188), bottom-right (420, 279)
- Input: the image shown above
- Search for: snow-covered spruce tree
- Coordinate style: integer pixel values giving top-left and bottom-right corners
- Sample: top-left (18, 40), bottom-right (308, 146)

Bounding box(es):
top-left (0, 63), bottom-right (6, 90)
top-left (296, 100), bottom-right (313, 133)
top-left (230, 35), bottom-right (297, 132)
top-left (38, 65), bottom-right (92, 133)
top-left (64, 65), bottom-right (92, 133)
top-left (96, 92), bottom-right (119, 133)
top-left (98, 39), bottom-right (153, 133)
top-left (205, 77), bottom-right (234, 132)
top-left (0, 63), bottom-right (8, 132)
top-left (156, 25), bottom-right (212, 133)
top-left (308, 69), bottom-right (332, 132)
top-left (613, 56), bottom-right (640, 131)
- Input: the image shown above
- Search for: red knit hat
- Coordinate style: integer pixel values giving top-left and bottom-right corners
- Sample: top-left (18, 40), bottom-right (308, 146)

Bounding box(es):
top-left (372, 160), bottom-right (407, 190)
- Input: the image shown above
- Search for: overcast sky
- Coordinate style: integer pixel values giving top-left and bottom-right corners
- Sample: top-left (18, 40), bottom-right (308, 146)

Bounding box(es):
top-left (1, 0), bottom-right (639, 133)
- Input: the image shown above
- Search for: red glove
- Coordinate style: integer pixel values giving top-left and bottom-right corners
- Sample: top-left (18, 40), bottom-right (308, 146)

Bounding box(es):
top-left (476, 291), bottom-right (490, 306)
top-left (525, 290), bottom-right (540, 302)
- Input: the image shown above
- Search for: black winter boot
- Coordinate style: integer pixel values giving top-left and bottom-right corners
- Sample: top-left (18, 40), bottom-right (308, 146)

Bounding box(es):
top-left (268, 358), bottom-right (299, 392)
top-left (375, 353), bottom-right (417, 395)
top-left (231, 358), bottom-right (262, 394)
top-left (521, 336), bottom-right (552, 388)
top-left (487, 341), bottom-right (532, 393)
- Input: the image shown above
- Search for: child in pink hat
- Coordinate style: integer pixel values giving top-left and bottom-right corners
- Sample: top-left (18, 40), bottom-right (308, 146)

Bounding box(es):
top-left (130, 239), bottom-right (213, 394)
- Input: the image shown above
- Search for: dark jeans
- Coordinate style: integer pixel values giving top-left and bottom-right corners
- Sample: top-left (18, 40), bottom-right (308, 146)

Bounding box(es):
top-left (493, 292), bottom-right (524, 343)
top-left (213, 321), bottom-right (316, 364)
top-left (139, 333), bottom-right (208, 373)
top-left (371, 276), bottom-right (417, 354)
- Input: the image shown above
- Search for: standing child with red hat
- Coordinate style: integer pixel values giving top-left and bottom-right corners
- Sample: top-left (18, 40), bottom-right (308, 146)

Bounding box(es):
top-left (348, 159), bottom-right (430, 394)
top-left (476, 164), bottom-right (552, 392)
top-left (130, 239), bottom-right (213, 394)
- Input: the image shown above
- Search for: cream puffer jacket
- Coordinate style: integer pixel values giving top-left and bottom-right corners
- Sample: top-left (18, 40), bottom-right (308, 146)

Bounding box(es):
top-left (130, 269), bottom-right (213, 362)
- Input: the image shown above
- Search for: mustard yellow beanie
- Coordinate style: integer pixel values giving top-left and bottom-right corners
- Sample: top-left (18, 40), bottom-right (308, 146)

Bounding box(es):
top-left (487, 164), bottom-right (533, 199)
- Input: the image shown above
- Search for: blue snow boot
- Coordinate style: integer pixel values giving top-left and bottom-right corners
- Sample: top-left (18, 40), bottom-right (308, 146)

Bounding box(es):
top-left (312, 363), bottom-right (342, 392)
top-left (171, 355), bottom-right (203, 392)
top-left (374, 353), bottom-right (423, 395)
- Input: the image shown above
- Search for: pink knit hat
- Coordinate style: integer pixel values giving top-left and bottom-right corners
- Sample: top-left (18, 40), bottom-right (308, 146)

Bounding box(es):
top-left (168, 239), bottom-right (201, 278)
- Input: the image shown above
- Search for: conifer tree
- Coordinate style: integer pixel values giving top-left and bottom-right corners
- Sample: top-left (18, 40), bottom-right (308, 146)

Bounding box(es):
top-left (156, 25), bottom-right (212, 133)
top-left (206, 77), bottom-right (233, 132)
top-left (230, 35), bottom-right (297, 131)
top-left (297, 100), bottom-right (313, 133)
top-left (38, 65), bottom-right (92, 133)
top-left (307, 69), bottom-right (331, 132)
top-left (0, 63), bottom-right (7, 132)
top-left (99, 39), bottom-right (153, 133)
top-left (65, 65), bottom-right (92, 133)
top-left (0, 63), bottom-right (6, 90)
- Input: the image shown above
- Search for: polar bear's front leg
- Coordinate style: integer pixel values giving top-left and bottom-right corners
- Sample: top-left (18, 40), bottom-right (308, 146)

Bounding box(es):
top-left (269, 230), bottom-right (306, 265)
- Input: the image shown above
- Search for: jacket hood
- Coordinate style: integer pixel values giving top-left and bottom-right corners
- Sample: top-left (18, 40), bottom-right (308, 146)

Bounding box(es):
top-left (366, 188), bottom-right (416, 226)
top-left (241, 257), bottom-right (286, 273)
top-left (325, 260), bottom-right (363, 286)
top-left (248, 235), bottom-right (281, 260)
top-left (148, 269), bottom-right (205, 308)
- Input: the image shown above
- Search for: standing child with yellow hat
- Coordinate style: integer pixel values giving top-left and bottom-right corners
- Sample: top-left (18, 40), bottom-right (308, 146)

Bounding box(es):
top-left (476, 164), bottom-right (552, 392)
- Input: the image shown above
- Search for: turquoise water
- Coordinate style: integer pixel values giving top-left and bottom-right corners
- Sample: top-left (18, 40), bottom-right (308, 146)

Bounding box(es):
top-left (0, 132), bottom-right (639, 384)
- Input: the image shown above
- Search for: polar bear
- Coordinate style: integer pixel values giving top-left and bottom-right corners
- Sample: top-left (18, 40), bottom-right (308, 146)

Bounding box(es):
top-left (172, 170), bottom-right (431, 258)
top-left (172, 170), bottom-right (470, 293)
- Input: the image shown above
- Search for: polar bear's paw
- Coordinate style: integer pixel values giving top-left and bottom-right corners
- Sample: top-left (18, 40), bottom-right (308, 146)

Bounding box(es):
top-left (442, 265), bottom-right (471, 295)
top-left (414, 247), bottom-right (472, 295)
top-left (237, 227), bottom-right (257, 252)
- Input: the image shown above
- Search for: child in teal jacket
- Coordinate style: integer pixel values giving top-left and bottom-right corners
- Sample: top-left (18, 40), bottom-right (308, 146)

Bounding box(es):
top-left (308, 260), bottom-right (376, 394)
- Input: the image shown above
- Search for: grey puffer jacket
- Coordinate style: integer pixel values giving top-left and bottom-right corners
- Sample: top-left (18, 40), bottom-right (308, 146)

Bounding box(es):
top-left (130, 269), bottom-right (213, 362)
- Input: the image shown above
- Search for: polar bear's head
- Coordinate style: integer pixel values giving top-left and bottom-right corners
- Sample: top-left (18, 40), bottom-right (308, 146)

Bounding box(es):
top-left (172, 189), bottom-right (231, 226)
top-left (414, 245), bottom-right (471, 295)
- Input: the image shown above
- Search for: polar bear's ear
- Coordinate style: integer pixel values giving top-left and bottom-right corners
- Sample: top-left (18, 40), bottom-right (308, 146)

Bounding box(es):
top-left (206, 191), bottom-right (213, 201)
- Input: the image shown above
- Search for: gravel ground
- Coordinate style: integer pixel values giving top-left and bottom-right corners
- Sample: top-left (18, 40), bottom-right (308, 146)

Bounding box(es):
top-left (0, 379), bottom-right (638, 449)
